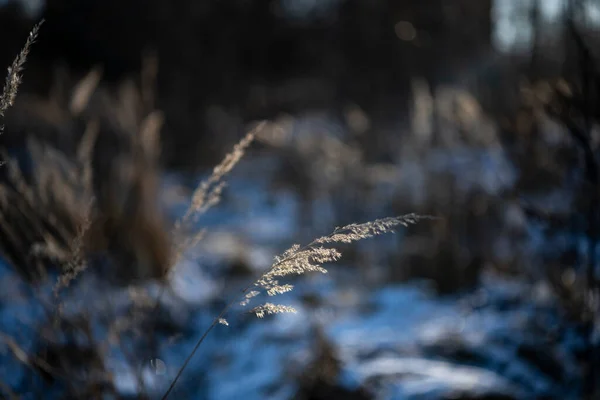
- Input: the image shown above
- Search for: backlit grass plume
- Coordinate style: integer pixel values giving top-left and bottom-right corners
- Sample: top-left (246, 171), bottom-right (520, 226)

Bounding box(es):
top-left (171, 122), bottom-right (265, 264)
top-left (247, 214), bottom-right (430, 317)
top-left (162, 213), bottom-right (433, 399)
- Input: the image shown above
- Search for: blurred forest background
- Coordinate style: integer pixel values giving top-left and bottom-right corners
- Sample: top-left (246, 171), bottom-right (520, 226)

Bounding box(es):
top-left (0, 0), bottom-right (600, 399)
top-left (0, 0), bottom-right (591, 167)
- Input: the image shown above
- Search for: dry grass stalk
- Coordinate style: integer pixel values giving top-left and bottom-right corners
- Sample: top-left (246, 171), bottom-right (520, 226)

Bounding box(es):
top-left (0, 121), bottom-right (97, 288)
top-left (180, 122), bottom-right (263, 224)
top-left (52, 200), bottom-right (93, 297)
top-left (69, 67), bottom-right (102, 116)
top-left (53, 122), bottom-right (98, 296)
top-left (0, 21), bottom-right (42, 129)
top-left (171, 121), bottom-right (265, 265)
top-left (162, 213), bottom-right (433, 399)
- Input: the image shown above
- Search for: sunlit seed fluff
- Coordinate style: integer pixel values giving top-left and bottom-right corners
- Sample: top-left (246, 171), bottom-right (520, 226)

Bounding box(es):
top-left (266, 284), bottom-right (294, 296)
top-left (240, 214), bottom-right (431, 319)
top-left (252, 303), bottom-right (297, 318)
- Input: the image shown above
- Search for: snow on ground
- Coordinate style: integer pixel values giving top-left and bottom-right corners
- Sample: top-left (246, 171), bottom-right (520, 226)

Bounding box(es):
top-left (0, 118), bottom-right (588, 399)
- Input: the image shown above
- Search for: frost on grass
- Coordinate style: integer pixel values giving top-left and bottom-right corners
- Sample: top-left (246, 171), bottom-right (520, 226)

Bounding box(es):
top-left (245, 213), bottom-right (432, 318)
